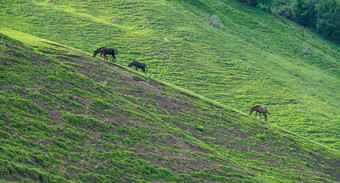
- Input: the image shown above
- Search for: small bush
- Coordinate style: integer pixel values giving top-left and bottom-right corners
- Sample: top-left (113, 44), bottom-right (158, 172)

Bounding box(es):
top-left (196, 125), bottom-right (204, 132)
top-left (257, 134), bottom-right (266, 141)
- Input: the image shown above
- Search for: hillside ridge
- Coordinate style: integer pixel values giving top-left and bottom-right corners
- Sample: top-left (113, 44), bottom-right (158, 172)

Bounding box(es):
top-left (1, 31), bottom-right (339, 182)
top-left (1, 0), bottom-right (338, 150)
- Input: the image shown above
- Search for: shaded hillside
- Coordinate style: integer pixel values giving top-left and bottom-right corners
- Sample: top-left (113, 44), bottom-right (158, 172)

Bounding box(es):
top-left (1, 32), bottom-right (340, 182)
top-left (0, 0), bottom-right (339, 151)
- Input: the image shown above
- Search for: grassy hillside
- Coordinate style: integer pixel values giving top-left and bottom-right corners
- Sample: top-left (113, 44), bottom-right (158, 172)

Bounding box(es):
top-left (1, 30), bottom-right (340, 182)
top-left (1, 0), bottom-right (340, 181)
top-left (0, 0), bottom-right (339, 151)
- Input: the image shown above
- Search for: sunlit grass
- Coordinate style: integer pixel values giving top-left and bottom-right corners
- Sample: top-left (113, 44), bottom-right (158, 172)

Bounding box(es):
top-left (0, 0), bottom-right (340, 182)
top-left (0, 0), bottom-right (339, 151)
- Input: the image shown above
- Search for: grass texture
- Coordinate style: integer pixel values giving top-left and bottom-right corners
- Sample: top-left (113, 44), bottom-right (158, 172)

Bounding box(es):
top-left (0, 0), bottom-right (339, 182)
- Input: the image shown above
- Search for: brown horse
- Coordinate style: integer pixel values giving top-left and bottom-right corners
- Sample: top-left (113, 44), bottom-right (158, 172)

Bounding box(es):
top-left (93, 47), bottom-right (118, 63)
top-left (249, 105), bottom-right (270, 121)
top-left (99, 52), bottom-right (112, 60)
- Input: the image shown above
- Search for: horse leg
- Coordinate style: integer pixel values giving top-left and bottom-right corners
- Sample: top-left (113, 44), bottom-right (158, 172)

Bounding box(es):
top-left (264, 113), bottom-right (267, 121)
top-left (109, 54), bottom-right (112, 62)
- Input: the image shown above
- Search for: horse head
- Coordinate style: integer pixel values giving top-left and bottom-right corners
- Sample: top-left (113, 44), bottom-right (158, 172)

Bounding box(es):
top-left (128, 61), bottom-right (136, 67)
top-left (93, 50), bottom-right (100, 57)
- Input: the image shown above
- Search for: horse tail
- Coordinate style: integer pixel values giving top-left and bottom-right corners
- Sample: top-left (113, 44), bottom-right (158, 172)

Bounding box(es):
top-left (266, 109), bottom-right (270, 115)
top-left (115, 49), bottom-right (118, 54)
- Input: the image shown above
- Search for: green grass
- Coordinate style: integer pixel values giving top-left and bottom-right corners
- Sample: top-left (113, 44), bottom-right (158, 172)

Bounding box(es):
top-left (0, 27), bottom-right (339, 183)
top-left (1, 0), bottom-right (338, 151)
top-left (0, 0), bottom-right (340, 182)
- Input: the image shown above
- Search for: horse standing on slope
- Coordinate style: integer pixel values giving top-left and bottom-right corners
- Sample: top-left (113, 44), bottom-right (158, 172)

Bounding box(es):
top-left (128, 61), bottom-right (147, 72)
top-left (93, 47), bottom-right (118, 63)
top-left (249, 105), bottom-right (270, 121)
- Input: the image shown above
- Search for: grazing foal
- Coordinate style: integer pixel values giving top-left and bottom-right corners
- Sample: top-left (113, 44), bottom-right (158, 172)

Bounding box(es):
top-left (128, 61), bottom-right (147, 72)
top-left (93, 47), bottom-right (118, 63)
top-left (249, 105), bottom-right (270, 121)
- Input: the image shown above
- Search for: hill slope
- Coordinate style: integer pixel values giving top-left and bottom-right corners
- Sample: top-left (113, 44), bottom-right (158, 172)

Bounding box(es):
top-left (1, 30), bottom-right (340, 182)
top-left (0, 0), bottom-right (339, 151)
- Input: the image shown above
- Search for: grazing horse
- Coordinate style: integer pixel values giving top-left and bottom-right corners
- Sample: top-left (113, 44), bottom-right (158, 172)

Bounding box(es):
top-left (93, 47), bottom-right (118, 63)
top-left (249, 105), bottom-right (270, 121)
top-left (128, 61), bottom-right (147, 72)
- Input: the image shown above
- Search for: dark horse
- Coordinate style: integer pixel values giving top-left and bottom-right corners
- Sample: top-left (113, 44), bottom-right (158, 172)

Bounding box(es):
top-left (93, 47), bottom-right (118, 63)
top-left (249, 105), bottom-right (270, 121)
top-left (128, 61), bottom-right (147, 72)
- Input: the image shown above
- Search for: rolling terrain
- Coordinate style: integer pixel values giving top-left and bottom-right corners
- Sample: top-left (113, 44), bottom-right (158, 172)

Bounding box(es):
top-left (0, 0), bottom-right (340, 182)
top-left (0, 0), bottom-right (339, 151)
top-left (0, 31), bottom-right (339, 182)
